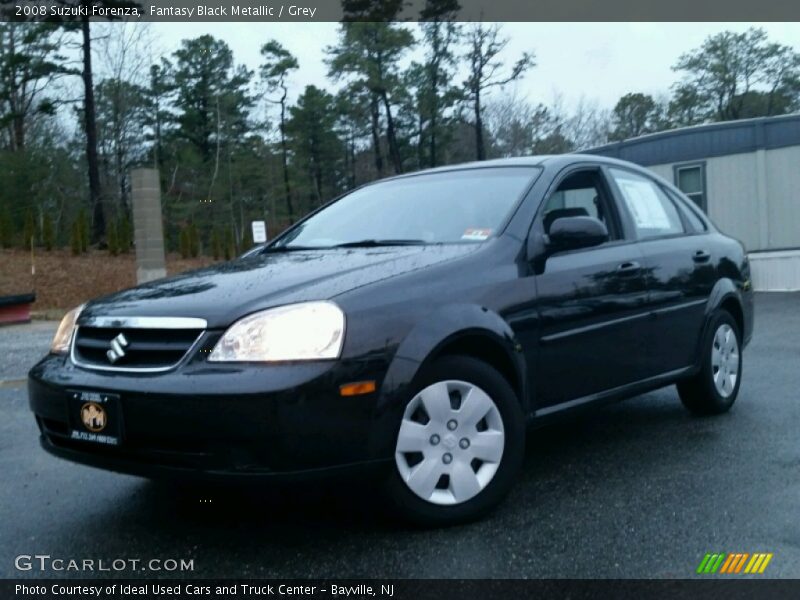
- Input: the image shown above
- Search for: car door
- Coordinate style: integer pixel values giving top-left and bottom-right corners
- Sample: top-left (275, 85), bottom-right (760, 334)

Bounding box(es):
top-left (606, 167), bottom-right (712, 377)
top-left (530, 166), bottom-right (650, 408)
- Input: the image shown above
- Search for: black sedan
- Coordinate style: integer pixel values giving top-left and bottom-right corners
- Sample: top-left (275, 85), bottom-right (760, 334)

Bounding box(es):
top-left (29, 155), bottom-right (753, 524)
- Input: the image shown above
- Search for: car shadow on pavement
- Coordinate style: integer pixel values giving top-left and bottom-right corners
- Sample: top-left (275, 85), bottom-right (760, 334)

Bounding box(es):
top-left (121, 388), bottom-right (698, 537)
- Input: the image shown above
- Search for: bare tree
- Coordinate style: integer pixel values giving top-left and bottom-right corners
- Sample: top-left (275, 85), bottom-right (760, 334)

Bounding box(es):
top-left (94, 22), bottom-right (153, 213)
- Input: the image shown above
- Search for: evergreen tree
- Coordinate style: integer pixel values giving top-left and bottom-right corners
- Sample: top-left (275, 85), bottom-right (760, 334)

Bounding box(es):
top-left (223, 227), bottom-right (234, 260)
top-left (260, 40), bottom-right (299, 222)
top-left (0, 23), bottom-right (64, 152)
top-left (70, 220), bottom-right (81, 255)
top-left (463, 24), bottom-right (534, 160)
top-left (117, 214), bottom-right (131, 253)
top-left (286, 86), bottom-right (345, 208)
top-left (0, 205), bottom-right (10, 247)
top-left (326, 18), bottom-right (414, 174)
top-left (179, 227), bottom-right (190, 259)
top-left (42, 212), bottom-right (55, 250)
top-left (22, 208), bottom-right (35, 248)
top-left (171, 35), bottom-right (254, 163)
top-left (210, 228), bottom-right (222, 260)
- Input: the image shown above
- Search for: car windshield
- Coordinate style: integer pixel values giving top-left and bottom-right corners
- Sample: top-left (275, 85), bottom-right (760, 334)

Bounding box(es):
top-left (271, 167), bottom-right (540, 249)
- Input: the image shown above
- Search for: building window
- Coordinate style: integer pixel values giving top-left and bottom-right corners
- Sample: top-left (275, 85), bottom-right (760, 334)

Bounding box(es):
top-left (674, 163), bottom-right (706, 212)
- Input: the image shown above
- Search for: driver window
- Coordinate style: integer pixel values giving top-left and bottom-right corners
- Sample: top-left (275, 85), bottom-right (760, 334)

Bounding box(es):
top-left (541, 170), bottom-right (620, 240)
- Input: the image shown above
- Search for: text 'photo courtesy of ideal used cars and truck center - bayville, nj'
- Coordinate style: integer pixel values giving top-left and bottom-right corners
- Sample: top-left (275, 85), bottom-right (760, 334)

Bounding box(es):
top-left (1, 0), bottom-right (800, 597)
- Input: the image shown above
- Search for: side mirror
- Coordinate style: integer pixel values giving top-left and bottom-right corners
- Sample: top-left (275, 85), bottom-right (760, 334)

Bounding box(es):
top-left (547, 216), bottom-right (609, 251)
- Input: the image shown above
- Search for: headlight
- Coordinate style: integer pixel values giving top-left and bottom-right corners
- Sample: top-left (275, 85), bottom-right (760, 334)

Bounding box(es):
top-left (208, 301), bottom-right (345, 362)
top-left (50, 304), bottom-right (84, 354)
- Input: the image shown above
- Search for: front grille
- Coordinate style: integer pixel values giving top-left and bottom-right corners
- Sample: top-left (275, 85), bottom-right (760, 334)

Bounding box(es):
top-left (72, 326), bottom-right (203, 371)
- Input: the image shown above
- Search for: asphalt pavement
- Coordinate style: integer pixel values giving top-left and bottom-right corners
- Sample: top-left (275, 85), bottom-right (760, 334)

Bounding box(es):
top-left (1, 294), bottom-right (798, 579)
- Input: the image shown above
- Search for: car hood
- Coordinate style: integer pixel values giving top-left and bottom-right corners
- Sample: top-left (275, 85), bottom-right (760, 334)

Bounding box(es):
top-left (81, 245), bottom-right (477, 329)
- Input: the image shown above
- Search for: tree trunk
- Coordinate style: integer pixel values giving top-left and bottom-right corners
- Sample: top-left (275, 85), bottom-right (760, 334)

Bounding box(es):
top-left (380, 90), bottom-right (402, 174)
top-left (369, 95), bottom-right (383, 176)
top-left (13, 117), bottom-right (24, 152)
top-left (7, 27), bottom-right (24, 152)
top-left (349, 132), bottom-right (356, 188)
top-left (279, 87), bottom-right (294, 222)
top-left (474, 90), bottom-right (485, 161)
top-left (82, 16), bottom-right (104, 243)
top-left (429, 60), bottom-right (439, 167)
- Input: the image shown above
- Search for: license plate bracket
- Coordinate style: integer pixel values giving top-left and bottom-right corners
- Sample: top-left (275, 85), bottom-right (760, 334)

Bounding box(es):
top-left (68, 390), bottom-right (123, 446)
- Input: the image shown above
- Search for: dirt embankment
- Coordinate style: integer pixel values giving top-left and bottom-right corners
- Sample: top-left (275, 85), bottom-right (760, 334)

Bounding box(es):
top-left (0, 249), bottom-right (217, 317)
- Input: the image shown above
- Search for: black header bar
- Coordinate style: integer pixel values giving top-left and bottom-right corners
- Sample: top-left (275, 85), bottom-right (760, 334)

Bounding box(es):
top-left (2, 0), bottom-right (800, 22)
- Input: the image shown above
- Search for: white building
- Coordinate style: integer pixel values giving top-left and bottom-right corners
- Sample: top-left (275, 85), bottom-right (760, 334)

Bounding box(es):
top-left (589, 114), bottom-right (800, 291)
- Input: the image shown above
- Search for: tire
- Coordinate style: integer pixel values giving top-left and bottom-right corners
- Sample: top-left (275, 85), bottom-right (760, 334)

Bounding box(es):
top-left (677, 310), bottom-right (742, 416)
top-left (385, 355), bottom-right (525, 526)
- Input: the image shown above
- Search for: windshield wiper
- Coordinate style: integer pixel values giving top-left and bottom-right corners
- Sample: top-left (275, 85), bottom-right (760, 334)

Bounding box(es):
top-left (331, 239), bottom-right (428, 248)
top-left (261, 244), bottom-right (326, 253)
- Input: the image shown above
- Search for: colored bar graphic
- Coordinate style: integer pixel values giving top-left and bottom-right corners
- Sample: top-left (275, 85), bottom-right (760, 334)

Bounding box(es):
top-left (719, 554), bottom-right (736, 574)
top-left (703, 552), bottom-right (774, 575)
top-left (734, 553), bottom-right (749, 573)
top-left (701, 554), bottom-right (726, 574)
top-left (759, 554), bottom-right (773, 573)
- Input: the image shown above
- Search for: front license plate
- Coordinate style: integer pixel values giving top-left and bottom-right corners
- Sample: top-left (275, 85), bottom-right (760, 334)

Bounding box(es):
top-left (68, 390), bottom-right (123, 446)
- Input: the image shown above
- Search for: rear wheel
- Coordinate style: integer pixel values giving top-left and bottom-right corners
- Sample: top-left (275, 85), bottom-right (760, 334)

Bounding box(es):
top-left (385, 355), bottom-right (525, 525)
top-left (677, 310), bottom-right (742, 416)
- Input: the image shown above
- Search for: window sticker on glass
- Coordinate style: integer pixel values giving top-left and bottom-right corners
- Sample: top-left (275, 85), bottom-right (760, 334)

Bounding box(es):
top-left (461, 228), bottom-right (492, 241)
top-left (616, 179), bottom-right (672, 230)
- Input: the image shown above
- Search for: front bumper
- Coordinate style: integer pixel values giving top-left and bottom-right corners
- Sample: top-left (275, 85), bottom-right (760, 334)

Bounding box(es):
top-left (28, 353), bottom-right (394, 481)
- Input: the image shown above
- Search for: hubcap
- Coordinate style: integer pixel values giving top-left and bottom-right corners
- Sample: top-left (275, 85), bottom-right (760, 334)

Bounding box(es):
top-left (711, 323), bottom-right (739, 398)
top-left (395, 380), bottom-right (505, 506)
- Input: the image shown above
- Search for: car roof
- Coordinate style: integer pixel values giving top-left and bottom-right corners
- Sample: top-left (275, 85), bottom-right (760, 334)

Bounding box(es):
top-left (376, 154), bottom-right (647, 183)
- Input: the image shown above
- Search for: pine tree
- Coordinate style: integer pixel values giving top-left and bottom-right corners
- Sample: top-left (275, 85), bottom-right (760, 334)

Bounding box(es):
top-left (179, 227), bottom-right (190, 259)
top-left (42, 213), bottom-right (55, 251)
top-left (22, 209), bottom-right (35, 249)
top-left (70, 221), bottom-right (82, 255)
top-left (241, 223), bottom-right (253, 252)
top-left (260, 41), bottom-right (299, 222)
top-left (0, 205), bottom-right (12, 248)
top-left (326, 19), bottom-right (414, 174)
top-left (286, 86), bottom-right (345, 206)
top-left (117, 215), bottom-right (132, 253)
top-left (172, 35), bottom-right (254, 162)
top-left (107, 220), bottom-right (119, 255)
top-left (223, 228), bottom-right (234, 260)
top-left (188, 223), bottom-right (199, 257)
top-left (211, 228), bottom-right (222, 260)
top-left (77, 208), bottom-right (90, 252)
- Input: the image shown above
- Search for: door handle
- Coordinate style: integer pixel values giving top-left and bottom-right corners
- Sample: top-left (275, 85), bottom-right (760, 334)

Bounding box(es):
top-left (616, 261), bottom-right (641, 275)
top-left (693, 250), bottom-right (711, 263)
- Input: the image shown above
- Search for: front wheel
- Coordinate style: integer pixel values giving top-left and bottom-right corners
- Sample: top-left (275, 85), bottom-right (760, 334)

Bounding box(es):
top-left (677, 310), bottom-right (742, 416)
top-left (385, 355), bottom-right (525, 525)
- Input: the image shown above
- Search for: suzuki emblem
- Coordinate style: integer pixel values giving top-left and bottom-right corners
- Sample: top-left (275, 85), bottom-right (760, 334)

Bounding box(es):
top-left (106, 333), bottom-right (129, 364)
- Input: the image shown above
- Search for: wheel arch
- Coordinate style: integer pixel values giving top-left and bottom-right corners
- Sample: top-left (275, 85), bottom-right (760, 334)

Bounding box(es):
top-left (694, 278), bottom-right (747, 368)
top-left (368, 304), bottom-right (528, 461)
top-left (705, 278), bottom-right (745, 333)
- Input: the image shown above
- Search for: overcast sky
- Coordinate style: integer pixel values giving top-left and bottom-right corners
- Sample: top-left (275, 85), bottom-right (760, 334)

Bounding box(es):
top-left (145, 22), bottom-right (800, 110)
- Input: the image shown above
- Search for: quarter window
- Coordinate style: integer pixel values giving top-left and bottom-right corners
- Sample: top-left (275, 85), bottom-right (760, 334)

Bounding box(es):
top-left (609, 168), bottom-right (684, 238)
top-left (674, 164), bottom-right (706, 211)
top-left (665, 187), bottom-right (707, 232)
